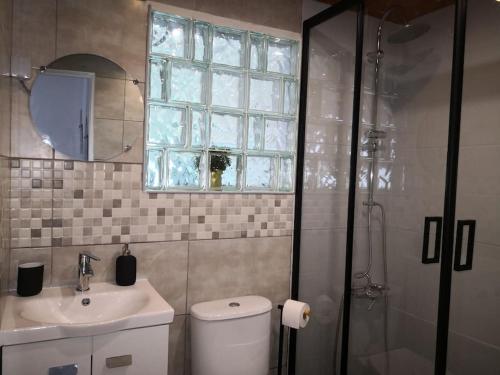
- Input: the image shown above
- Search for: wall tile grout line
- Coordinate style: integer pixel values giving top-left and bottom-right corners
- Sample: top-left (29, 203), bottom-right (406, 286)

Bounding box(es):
top-left (7, 232), bottom-right (296, 252)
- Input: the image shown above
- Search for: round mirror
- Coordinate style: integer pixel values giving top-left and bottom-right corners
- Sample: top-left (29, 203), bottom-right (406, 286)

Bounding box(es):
top-left (29, 54), bottom-right (144, 161)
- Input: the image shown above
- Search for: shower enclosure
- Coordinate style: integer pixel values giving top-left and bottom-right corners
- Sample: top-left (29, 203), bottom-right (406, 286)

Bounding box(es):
top-left (291, 0), bottom-right (500, 374)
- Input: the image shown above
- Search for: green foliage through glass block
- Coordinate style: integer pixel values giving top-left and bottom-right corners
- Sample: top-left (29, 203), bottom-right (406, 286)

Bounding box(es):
top-left (209, 152), bottom-right (241, 191)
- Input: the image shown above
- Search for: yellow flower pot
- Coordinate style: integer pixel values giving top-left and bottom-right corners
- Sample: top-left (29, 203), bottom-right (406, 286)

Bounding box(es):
top-left (210, 170), bottom-right (223, 190)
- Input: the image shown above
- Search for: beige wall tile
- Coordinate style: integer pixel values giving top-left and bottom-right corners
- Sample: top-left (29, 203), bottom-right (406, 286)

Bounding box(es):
top-left (154, 0), bottom-right (196, 10)
top-left (51, 241), bottom-right (189, 314)
top-left (189, 194), bottom-right (294, 240)
top-left (0, 77), bottom-right (11, 157)
top-left (12, 0), bottom-right (56, 69)
top-left (242, 0), bottom-right (301, 33)
top-left (51, 244), bottom-right (121, 287)
top-left (133, 241), bottom-right (189, 314)
top-left (191, 0), bottom-right (301, 33)
top-left (56, 0), bottom-right (148, 82)
top-left (169, 315), bottom-right (186, 375)
top-left (0, 155), bottom-right (9, 291)
top-left (184, 316), bottom-right (192, 375)
top-left (0, 0), bottom-right (12, 76)
top-left (9, 247), bottom-right (52, 290)
top-left (187, 236), bottom-right (291, 308)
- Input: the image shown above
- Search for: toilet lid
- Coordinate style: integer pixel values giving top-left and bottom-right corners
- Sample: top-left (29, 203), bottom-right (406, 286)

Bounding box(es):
top-left (190, 295), bottom-right (272, 321)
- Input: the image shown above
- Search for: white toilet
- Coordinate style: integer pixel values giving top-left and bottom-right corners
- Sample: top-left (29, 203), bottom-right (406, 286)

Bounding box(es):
top-left (190, 295), bottom-right (272, 375)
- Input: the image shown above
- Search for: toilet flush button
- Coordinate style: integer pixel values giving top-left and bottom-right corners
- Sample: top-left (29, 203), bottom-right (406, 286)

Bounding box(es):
top-left (229, 302), bottom-right (240, 307)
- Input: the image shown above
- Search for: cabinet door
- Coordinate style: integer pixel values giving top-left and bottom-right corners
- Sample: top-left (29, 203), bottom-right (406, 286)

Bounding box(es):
top-left (2, 337), bottom-right (92, 375)
top-left (92, 325), bottom-right (169, 375)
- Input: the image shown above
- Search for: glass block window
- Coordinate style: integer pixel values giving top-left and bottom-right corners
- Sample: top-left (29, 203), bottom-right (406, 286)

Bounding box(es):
top-left (146, 11), bottom-right (300, 192)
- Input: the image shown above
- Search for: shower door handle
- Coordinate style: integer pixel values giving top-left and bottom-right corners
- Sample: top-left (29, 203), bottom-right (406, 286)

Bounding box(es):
top-left (453, 220), bottom-right (476, 271)
top-left (422, 217), bottom-right (442, 264)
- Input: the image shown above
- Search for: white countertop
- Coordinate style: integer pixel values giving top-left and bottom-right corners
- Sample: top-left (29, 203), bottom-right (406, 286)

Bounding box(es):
top-left (0, 279), bottom-right (174, 346)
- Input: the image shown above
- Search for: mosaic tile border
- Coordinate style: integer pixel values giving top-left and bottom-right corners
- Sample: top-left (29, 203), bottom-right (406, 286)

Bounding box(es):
top-left (9, 159), bottom-right (294, 248)
top-left (189, 194), bottom-right (293, 240)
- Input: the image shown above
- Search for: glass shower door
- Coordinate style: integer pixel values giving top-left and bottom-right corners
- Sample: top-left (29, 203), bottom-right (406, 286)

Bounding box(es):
top-left (295, 4), bottom-right (360, 375)
top-left (446, 1), bottom-right (500, 374)
top-left (348, 1), bottom-right (456, 374)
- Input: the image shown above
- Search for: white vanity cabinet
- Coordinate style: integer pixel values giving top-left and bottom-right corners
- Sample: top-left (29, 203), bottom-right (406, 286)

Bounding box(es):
top-left (1, 325), bottom-right (169, 375)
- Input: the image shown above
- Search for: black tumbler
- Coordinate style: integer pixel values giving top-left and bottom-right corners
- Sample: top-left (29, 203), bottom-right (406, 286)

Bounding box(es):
top-left (17, 262), bottom-right (44, 297)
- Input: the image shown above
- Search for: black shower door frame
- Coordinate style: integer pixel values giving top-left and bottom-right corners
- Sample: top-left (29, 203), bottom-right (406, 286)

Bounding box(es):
top-left (290, 0), bottom-right (469, 374)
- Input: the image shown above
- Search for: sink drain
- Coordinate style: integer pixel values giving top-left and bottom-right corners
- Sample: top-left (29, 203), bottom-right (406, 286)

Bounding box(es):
top-left (81, 298), bottom-right (91, 306)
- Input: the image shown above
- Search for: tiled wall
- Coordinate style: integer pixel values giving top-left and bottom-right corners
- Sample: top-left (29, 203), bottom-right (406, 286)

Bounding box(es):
top-left (6, 1), bottom-right (300, 374)
top-left (154, 0), bottom-right (302, 33)
top-left (9, 236), bottom-right (292, 375)
top-left (8, 160), bottom-right (293, 375)
top-left (0, 157), bottom-right (9, 292)
top-left (0, 0), bottom-right (12, 293)
top-left (10, 159), bottom-right (293, 248)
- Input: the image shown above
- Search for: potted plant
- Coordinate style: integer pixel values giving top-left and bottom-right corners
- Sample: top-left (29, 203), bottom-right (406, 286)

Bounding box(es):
top-left (194, 151), bottom-right (232, 190)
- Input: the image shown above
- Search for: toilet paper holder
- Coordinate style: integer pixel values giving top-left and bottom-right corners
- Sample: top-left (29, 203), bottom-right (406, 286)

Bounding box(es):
top-left (303, 308), bottom-right (311, 320)
top-left (277, 304), bottom-right (312, 375)
top-left (277, 304), bottom-right (285, 375)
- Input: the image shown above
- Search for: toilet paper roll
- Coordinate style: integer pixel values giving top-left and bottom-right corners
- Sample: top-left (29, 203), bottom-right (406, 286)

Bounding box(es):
top-left (282, 299), bottom-right (310, 329)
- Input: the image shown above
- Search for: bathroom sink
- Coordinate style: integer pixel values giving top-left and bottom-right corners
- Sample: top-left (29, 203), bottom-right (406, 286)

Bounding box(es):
top-left (0, 279), bottom-right (174, 346)
top-left (20, 285), bottom-right (149, 325)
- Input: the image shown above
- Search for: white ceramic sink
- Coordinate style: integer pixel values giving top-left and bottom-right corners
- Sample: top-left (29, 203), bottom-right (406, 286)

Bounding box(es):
top-left (0, 279), bottom-right (174, 346)
top-left (20, 286), bottom-right (150, 325)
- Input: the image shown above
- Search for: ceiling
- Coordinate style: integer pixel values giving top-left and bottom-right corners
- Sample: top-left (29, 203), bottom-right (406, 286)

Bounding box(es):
top-left (318, 0), bottom-right (455, 23)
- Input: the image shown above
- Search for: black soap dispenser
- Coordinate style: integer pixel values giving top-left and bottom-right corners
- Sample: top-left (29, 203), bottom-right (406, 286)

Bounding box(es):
top-left (116, 244), bottom-right (136, 286)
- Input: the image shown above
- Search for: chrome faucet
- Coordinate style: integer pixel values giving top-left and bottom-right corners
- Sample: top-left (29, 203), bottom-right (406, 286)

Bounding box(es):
top-left (77, 252), bottom-right (101, 291)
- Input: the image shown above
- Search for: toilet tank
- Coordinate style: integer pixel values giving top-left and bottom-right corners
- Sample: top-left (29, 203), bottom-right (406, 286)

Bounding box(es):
top-left (190, 295), bottom-right (272, 375)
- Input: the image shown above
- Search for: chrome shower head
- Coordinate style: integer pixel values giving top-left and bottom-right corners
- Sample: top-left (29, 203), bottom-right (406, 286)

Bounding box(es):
top-left (387, 23), bottom-right (430, 44)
